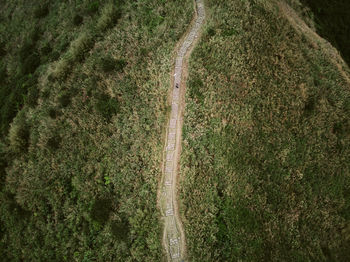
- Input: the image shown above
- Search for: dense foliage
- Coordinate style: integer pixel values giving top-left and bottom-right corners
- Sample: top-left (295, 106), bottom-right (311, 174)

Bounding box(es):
top-left (181, 0), bottom-right (350, 261)
top-left (0, 0), bottom-right (193, 261)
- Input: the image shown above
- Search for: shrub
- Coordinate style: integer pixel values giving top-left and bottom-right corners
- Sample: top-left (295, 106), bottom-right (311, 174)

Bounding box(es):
top-left (30, 26), bottom-right (42, 42)
top-left (115, 59), bottom-right (127, 72)
top-left (95, 93), bottom-right (120, 121)
top-left (26, 85), bottom-right (39, 108)
top-left (90, 198), bottom-right (112, 225)
top-left (188, 76), bottom-right (204, 102)
top-left (21, 53), bottom-right (40, 75)
top-left (48, 108), bottom-right (58, 119)
top-left (58, 92), bottom-right (71, 108)
top-left (0, 63), bottom-right (7, 84)
top-left (46, 135), bottom-right (61, 151)
top-left (73, 14), bottom-right (83, 26)
top-left (19, 41), bottom-right (35, 63)
top-left (34, 4), bottom-right (49, 19)
top-left (111, 219), bottom-right (130, 241)
top-left (98, 56), bottom-right (116, 72)
top-left (0, 42), bottom-right (6, 57)
top-left (8, 111), bottom-right (30, 153)
top-left (41, 43), bottom-right (52, 56)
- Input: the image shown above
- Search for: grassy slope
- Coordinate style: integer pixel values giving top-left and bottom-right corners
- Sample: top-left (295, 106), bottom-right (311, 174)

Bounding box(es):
top-left (181, 0), bottom-right (350, 261)
top-left (0, 0), bottom-right (193, 261)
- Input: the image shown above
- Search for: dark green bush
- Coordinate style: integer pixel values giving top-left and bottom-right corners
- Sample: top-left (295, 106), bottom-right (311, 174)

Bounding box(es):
top-left (188, 76), bottom-right (204, 102)
top-left (48, 108), bottom-right (58, 119)
top-left (115, 59), bottom-right (127, 72)
top-left (19, 41), bottom-right (35, 63)
top-left (51, 51), bottom-right (60, 61)
top-left (21, 53), bottom-right (40, 75)
top-left (34, 4), bottom-right (49, 19)
top-left (30, 26), bottom-right (42, 42)
top-left (0, 63), bottom-right (7, 84)
top-left (46, 135), bottom-right (61, 151)
top-left (26, 85), bottom-right (39, 108)
top-left (41, 43), bottom-right (52, 56)
top-left (73, 14), bottom-right (83, 26)
top-left (98, 56), bottom-right (116, 72)
top-left (0, 42), bottom-right (6, 57)
top-left (90, 198), bottom-right (112, 225)
top-left (58, 92), bottom-right (71, 108)
top-left (95, 93), bottom-right (120, 121)
top-left (111, 219), bottom-right (130, 241)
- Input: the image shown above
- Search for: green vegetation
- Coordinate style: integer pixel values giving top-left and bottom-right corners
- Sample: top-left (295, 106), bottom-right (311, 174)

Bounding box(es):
top-left (0, 0), bottom-right (194, 261)
top-left (181, 0), bottom-right (350, 261)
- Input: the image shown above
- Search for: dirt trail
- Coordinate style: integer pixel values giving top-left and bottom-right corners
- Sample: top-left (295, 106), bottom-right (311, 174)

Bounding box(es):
top-left (158, 0), bottom-right (205, 261)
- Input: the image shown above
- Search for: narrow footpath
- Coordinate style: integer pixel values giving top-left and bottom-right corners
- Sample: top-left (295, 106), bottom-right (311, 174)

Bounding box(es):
top-left (159, 1), bottom-right (205, 261)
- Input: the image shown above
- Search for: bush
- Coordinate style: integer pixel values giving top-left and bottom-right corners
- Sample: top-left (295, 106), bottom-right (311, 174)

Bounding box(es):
top-left (90, 198), bottom-right (112, 225)
top-left (30, 26), bottom-right (42, 42)
top-left (73, 14), bottom-right (83, 26)
top-left (115, 59), bottom-right (127, 72)
top-left (26, 85), bottom-right (39, 108)
top-left (19, 41), bottom-right (35, 63)
top-left (41, 43), bottom-right (52, 56)
top-left (46, 135), bottom-right (61, 151)
top-left (21, 53), bottom-right (40, 75)
top-left (34, 4), bottom-right (49, 19)
top-left (0, 42), bottom-right (6, 57)
top-left (58, 92), bottom-right (71, 108)
top-left (98, 56), bottom-right (116, 72)
top-left (8, 111), bottom-right (30, 153)
top-left (0, 63), bottom-right (7, 84)
top-left (95, 93), bottom-right (120, 121)
top-left (111, 219), bottom-right (130, 241)
top-left (48, 108), bottom-right (58, 119)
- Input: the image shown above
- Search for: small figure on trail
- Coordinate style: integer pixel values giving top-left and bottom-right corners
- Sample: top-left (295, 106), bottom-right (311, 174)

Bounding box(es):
top-left (176, 83), bottom-right (179, 88)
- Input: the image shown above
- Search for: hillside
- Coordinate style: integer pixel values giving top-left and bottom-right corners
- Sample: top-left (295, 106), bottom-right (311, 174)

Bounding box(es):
top-left (1, 0), bottom-right (350, 261)
top-left (0, 0), bottom-right (193, 261)
top-left (180, 0), bottom-right (350, 261)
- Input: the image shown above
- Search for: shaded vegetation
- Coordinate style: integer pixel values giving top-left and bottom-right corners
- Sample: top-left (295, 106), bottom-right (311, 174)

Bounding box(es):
top-left (300, 0), bottom-right (350, 65)
top-left (181, 0), bottom-right (350, 261)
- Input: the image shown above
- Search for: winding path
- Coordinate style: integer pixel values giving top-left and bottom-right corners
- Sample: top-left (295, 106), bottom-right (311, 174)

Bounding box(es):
top-left (159, 0), bottom-right (205, 261)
